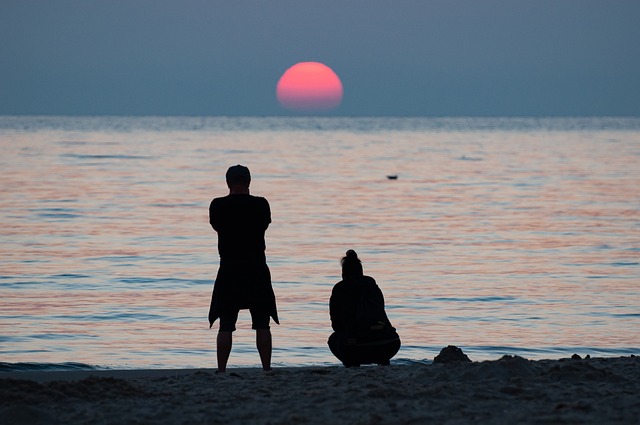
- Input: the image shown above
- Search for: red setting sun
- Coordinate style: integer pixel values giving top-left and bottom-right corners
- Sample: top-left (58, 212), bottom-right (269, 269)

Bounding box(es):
top-left (276, 62), bottom-right (343, 112)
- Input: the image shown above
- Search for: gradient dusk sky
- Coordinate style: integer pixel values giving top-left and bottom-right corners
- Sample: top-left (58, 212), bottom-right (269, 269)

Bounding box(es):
top-left (1, 0), bottom-right (639, 116)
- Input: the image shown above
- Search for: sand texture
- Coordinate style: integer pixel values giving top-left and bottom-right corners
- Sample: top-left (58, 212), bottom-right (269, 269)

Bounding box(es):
top-left (1, 355), bottom-right (639, 424)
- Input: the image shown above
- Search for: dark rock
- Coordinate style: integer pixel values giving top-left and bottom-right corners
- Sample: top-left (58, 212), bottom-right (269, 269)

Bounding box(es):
top-left (433, 345), bottom-right (471, 364)
top-left (571, 354), bottom-right (582, 360)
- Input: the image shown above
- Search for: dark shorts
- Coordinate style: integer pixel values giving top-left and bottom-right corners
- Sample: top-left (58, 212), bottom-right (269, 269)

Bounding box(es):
top-left (218, 307), bottom-right (271, 332)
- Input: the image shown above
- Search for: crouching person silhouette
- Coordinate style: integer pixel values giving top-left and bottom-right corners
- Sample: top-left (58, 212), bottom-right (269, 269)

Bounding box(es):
top-left (208, 165), bottom-right (279, 372)
top-left (328, 250), bottom-right (401, 367)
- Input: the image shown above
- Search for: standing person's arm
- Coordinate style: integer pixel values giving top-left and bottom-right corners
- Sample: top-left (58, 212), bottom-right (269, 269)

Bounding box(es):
top-left (261, 197), bottom-right (272, 230)
top-left (209, 199), bottom-right (220, 231)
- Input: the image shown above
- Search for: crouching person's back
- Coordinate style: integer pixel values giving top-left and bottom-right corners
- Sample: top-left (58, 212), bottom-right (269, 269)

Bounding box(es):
top-left (328, 250), bottom-right (401, 367)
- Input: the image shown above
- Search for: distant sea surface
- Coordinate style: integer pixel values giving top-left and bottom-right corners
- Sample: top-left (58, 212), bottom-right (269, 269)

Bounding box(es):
top-left (1, 116), bottom-right (639, 371)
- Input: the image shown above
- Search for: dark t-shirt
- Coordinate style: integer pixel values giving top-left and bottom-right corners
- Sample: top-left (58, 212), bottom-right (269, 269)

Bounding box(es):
top-left (208, 193), bottom-right (278, 327)
top-left (329, 275), bottom-right (392, 335)
top-left (209, 194), bottom-right (271, 263)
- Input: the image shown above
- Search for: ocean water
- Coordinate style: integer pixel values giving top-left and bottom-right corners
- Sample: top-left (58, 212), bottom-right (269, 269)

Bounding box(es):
top-left (1, 116), bottom-right (639, 371)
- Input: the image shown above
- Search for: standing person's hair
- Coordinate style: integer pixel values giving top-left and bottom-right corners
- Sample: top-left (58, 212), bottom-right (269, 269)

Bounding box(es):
top-left (341, 249), bottom-right (363, 279)
top-left (225, 164), bottom-right (251, 187)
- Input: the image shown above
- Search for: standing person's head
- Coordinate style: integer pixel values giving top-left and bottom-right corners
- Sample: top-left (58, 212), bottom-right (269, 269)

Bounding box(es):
top-left (341, 249), bottom-right (364, 280)
top-left (226, 164), bottom-right (251, 193)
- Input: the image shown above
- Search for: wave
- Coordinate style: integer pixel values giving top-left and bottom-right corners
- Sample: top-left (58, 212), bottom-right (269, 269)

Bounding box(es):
top-left (2, 115), bottom-right (640, 133)
top-left (0, 362), bottom-right (98, 373)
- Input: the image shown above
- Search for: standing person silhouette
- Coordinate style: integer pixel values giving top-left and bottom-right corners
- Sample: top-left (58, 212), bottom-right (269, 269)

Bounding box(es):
top-left (208, 165), bottom-right (279, 372)
top-left (328, 250), bottom-right (400, 367)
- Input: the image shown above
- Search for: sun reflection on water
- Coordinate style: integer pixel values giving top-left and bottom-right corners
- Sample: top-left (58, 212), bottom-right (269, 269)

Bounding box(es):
top-left (1, 117), bottom-right (639, 368)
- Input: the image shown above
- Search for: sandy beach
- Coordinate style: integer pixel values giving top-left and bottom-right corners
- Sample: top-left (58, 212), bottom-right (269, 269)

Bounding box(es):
top-left (1, 354), bottom-right (638, 424)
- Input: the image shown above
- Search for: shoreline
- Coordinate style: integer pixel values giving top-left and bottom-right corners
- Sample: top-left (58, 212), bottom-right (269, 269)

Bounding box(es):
top-left (2, 355), bottom-right (639, 424)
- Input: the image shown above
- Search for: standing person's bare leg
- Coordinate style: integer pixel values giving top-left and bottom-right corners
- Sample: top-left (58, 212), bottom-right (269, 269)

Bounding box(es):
top-left (216, 331), bottom-right (232, 373)
top-left (256, 328), bottom-right (272, 371)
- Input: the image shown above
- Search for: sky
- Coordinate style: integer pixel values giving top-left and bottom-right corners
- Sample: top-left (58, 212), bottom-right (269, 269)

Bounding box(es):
top-left (1, 0), bottom-right (639, 116)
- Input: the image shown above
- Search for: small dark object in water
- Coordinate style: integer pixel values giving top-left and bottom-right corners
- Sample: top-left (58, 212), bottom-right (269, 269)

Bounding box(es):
top-left (433, 345), bottom-right (472, 364)
top-left (387, 175), bottom-right (398, 180)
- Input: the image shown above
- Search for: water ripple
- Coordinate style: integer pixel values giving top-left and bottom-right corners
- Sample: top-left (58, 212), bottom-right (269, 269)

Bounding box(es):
top-left (1, 116), bottom-right (638, 368)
